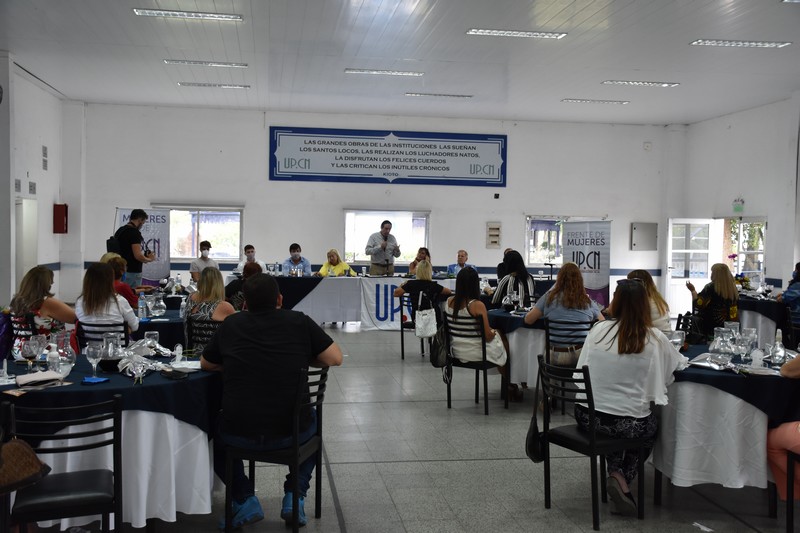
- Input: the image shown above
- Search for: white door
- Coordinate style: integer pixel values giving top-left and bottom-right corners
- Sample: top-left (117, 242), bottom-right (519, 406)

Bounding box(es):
top-left (665, 218), bottom-right (724, 318)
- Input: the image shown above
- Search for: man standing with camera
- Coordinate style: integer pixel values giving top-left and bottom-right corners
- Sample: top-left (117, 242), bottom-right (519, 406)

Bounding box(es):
top-left (114, 208), bottom-right (155, 289)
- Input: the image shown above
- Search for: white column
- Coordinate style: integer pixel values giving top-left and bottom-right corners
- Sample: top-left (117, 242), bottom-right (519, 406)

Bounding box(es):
top-left (60, 101), bottom-right (87, 303)
top-left (0, 51), bottom-right (15, 302)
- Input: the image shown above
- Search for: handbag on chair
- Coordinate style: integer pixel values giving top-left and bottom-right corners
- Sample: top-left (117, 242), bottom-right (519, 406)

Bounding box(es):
top-left (0, 429), bottom-right (51, 495)
top-left (414, 292), bottom-right (437, 338)
top-left (525, 373), bottom-right (545, 463)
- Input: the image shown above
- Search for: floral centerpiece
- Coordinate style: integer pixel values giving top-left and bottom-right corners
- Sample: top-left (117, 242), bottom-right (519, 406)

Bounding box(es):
top-left (728, 254), bottom-right (752, 290)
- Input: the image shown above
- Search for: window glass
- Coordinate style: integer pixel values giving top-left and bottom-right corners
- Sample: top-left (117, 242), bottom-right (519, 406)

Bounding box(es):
top-left (727, 219), bottom-right (766, 284)
top-left (526, 218), bottom-right (563, 265)
top-left (164, 208), bottom-right (241, 260)
top-left (344, 210), bottom-right (429, 263)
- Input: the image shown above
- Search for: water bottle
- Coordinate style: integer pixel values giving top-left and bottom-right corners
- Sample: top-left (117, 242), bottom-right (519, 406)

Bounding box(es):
top-left (176, 273), bottom-right (182, 286)
top-left (138, 293), bottom-right (147, 318)
top-left (179, 298), bottom-right (187, 318)
top-left (773, 329), bottom-right (786, 366)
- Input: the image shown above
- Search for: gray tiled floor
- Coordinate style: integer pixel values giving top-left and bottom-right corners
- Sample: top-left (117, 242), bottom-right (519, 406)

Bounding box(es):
top-left (121, 325), bottom-right (797, 531)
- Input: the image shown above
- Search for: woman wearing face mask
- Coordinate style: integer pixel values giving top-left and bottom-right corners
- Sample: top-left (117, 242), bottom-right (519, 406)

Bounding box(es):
top-left (190, 240), bottom-right (220, 282)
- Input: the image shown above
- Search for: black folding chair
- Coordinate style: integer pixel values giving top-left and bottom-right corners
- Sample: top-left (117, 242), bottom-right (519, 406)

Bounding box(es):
top-left (76, 321), bottom-right (128, 349)
top-left (4, 395), bottom-right (123, 533)
top-left (538, 356), bottom-right (647, 530)
top-left (444, 311), bottom-right (508, 415)
top-left (224, 368), bottom-right (329, 533)
top-left (185, 314), bottom-right (221, 355)
top-left (398, 294), bottom-right (426, 360)
top-left (543, 318), bottom-right (594, 414)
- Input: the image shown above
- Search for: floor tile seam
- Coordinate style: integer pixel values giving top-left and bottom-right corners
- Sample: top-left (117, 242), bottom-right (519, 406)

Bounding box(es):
top-left (322, 444), bottom-right (349, 533)
top-left (688, 485), bottom-right (766, 532)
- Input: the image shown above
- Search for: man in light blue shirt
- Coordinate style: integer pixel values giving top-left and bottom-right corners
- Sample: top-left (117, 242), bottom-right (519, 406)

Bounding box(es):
top-left (282, 243), bottom-right (312, 276)
top-left (447, 249), bottom-right (476, 276)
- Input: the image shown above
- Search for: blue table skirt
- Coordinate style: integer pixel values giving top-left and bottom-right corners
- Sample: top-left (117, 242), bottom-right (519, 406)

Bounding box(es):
top-left (1, 357), bottom-right (221, 434)
top-left (487, 309), bottom-right (546, 333)
top-left (132, 310), bottom-right (185, 351)
top-left (676, 344), bottom-right (800, 428)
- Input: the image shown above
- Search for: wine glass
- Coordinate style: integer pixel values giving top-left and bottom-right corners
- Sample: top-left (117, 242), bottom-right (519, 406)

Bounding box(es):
top-left (144, 331), bottom-right (160, 350)
top-left (85, 342), bottom-right (103, 377)
top-left (28, 335), bottom-right (47, 371)
top-left (21, 340), bottom-right (38, 374)
top-left (669, 330), bottom-right (686, 351)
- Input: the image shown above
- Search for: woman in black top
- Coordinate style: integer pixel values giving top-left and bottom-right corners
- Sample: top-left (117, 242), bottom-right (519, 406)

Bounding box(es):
top-left (492, 250), bottom-right (536, 308)
top-left (394, 260), bottom-right (451, 324)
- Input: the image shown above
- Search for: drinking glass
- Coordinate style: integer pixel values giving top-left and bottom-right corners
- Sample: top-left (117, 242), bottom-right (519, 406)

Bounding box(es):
top-left (85, 342), bottom-right (103, 377)
top-left (724, 321), bottom-right (739, 335)
top-left (669, 330), bottom-right (686, 351)
top-left (145, 295), bottom-right (156, 315)
top-left (21, 341), bottom-right (38, 374)
top-left (29, 335), bottom-right (47, 371)
top-left (268, 263), bottom-right (275, 274)
top-left (144, 331), bottom-right (160, 350)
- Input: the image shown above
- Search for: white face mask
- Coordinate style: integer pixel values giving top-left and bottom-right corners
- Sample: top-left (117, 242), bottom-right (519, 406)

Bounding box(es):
top-left (201, 250), bottom-right (209, 258)
top-left (291, 252), bottom-right (301, 260)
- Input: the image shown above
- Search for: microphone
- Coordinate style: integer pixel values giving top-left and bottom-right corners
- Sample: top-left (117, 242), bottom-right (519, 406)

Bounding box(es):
top-left (383, 234), bottom-right (388, 241)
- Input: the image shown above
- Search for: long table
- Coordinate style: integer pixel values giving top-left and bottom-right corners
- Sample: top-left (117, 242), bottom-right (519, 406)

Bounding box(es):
top-left (487, 309), bottom-right (546, 385)
top-left (1, 358), bottom-right (221, 529)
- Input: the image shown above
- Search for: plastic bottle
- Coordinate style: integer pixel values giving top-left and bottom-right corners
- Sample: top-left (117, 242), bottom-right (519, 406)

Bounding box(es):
top-left (179, 298), bottom-right (187, 318)
top-left (138, 293), bottom-right (147, 318)
top-left (773, 329), bottom-right (786, 366)
top-left (176, 273), bottom-right (182, 286)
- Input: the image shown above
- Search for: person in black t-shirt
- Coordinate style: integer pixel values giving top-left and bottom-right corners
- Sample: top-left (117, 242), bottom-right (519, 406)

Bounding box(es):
top-left (393, 260), bottom-right (451, 325)
top-left (203, 274), bottom-right (343, 529)
top-left (113, 209), bottom-right (154, 289)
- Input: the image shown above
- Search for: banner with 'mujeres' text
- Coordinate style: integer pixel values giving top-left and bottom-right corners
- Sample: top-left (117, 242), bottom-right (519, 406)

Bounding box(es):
top-left (561, 221), bottom-right (611, 308)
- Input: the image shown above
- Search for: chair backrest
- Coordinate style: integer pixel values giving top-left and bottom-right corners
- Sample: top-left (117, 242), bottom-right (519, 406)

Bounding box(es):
top-left (537, 354), bottom-right (596, 432)
top-left (10, 313), bottom-right (37, 344)
top-left (443, 307), bottom-right (487, 362)
top-left (76, 321), bottom-right (128, 349)
top-left (185, 314), bottom-right (221, 353)
top-left (292, 367), bottom-right (329, 440)
top-left (544, 318), bottom-right (594, 357)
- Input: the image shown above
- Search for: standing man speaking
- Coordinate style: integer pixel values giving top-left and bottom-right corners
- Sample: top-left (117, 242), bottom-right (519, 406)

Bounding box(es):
top-left (365, 220), bottom-right (401, 276)
top-left (115, 208), bottom-right (155, 289)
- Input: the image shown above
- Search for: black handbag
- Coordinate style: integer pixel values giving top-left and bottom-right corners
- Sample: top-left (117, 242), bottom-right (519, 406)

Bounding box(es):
top-left (525, 373), bottom-right (545, 463)
top-left (429, 325), bottom-right (448, 368)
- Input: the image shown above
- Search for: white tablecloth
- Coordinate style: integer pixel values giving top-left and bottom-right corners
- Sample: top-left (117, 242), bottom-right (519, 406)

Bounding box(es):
top-left (292, 277), bottom-right (362, 323)
top-left (652, 381), bottom-right (769, 488)
top-left (505, 327), bottom-right (546, 385)
top-left (34, 410), bottom-right (213, 529)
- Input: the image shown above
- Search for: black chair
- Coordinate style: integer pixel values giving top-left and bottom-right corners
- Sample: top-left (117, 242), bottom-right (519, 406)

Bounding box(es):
top-left (543, 318), bottom-right (594, 414)
top-left (224, 367), bottom-right (329, 533)
top-left (76, 321), bottom-right (128, 349)
top-left (783, 306), bottom-right (800, 351)
top-left (538, 355), bottom-right (647, 531)
top-left (185, 314), bottom-right (221, 355)
top-left (398, 294), bottom-right (426, 360)
top-left (786, 450), bottom-right (800, 533)
top-left (4, 395), bottom-right (123, 533)
top-left (444, 310), bottom-right (508, 415)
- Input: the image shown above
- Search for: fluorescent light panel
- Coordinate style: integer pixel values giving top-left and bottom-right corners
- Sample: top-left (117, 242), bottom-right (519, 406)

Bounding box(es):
top-left (691, 39), bottom-right (791, 48)
top-left (782, 1), bottom-right (800, 3)
top-left (165, 59), bottom-right (248, 68)
top-left (405, 92), bottom-right (473, 99)
top-left (602, 80), bottom-right (679, 88)
top-left (178, 82), bottom-right (250, 89)
top-left (345, 68), bottom-right (423, 77)
top-left (466, 28), bottom-right (567, 39)
top-left (562, 98), bottom-right (629, 105)
top-left (133, 8), bottom-right (243, 21)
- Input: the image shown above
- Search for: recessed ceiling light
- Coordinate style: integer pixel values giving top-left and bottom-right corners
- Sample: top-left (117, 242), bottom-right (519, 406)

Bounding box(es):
top-left (691, 39), bottom-right (791, 48)
top-left (165, 59), bottom-right (248, 68)
top-left (405, 93), bottom-right (473, 99)
top-left (345, 68), bottom-right (424, 77)
top-left (602, 80), bottom-right (679, 88)
top-left (562, 98), bottom-right (629, 105)
top-left (466, 28), bottom-right (567, 39)
top-left (178, 82), bottom-right (250, 89)
top-left (133, 8), bottom-right (243, 21)
top-left (782, 1), bottom-right (800, 3)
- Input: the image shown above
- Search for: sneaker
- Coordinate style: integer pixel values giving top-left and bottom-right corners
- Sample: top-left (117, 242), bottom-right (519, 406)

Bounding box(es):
top-left (280, 492), bottom-right (307, 527)
top-left (218, 495), bottom-right (265, 530)
top-left (606, 476), bottom-right (637, 517)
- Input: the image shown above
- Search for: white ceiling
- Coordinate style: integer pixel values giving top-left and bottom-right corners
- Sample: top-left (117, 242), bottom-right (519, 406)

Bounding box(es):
top-left (1, 0), bottom-right (800, 125)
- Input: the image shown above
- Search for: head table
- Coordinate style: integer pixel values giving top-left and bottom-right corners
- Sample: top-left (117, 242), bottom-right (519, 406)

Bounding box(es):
top-left (0, 356), bottom-right (221, 529)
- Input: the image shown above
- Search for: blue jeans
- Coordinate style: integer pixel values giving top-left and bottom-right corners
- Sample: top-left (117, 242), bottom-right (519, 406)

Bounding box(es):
top-left (213, 410), bottom-right (318, 502)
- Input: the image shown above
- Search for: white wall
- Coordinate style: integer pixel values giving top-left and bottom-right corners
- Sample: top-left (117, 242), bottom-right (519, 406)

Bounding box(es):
top-left (685, 98), bottom-right (800, 282)
top-left (82, 105), bottom-right (671, 277)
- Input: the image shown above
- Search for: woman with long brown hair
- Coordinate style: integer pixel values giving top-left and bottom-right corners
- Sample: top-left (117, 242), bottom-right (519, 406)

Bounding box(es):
top-left (75, 262), bottom-right (139, 333)
top-left (8, 266), bottom-right (76, 359)
top-left (524, 262), bottom-right (604, 366)
top-left (573, 279), bottom-right (686, 516)
top-left (627, 269), bottom-right (671, 335)
top-left (686, 262), bottom-right (739, 335)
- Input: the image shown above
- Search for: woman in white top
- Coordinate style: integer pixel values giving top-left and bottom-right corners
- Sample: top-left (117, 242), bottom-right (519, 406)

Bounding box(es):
top-left (573, 278), bottom-right (686, 516)
top-left (446, 267), bottom-right (507, 366)
top-left (627, 269), bottom-right (671, 335)
top-left (75, 262), bottom-right (139, 335)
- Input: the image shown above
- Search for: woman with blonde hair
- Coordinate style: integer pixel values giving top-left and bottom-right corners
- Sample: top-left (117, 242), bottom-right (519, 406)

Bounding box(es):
top-left (524, 262), bottom-right (604, 366)
top-left (573, 279), bottom-right (685, 515)
top-left (394, 260), bottom-right (452, 325)
top-left (185, 267), bottom-right (235, 355)
top-left (686, 263), bottom-right (738, 335)
top-left (8, 266), bottom-right (76, 359)
top-left (627, 269), bottom-right (670, 335)
top-left (316, 249), bottom-right (356, 277)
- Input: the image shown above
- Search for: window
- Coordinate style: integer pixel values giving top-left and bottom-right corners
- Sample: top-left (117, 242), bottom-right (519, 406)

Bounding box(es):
top-left (154, 206), bottom-right (242, 261)
top-left (525, 217), bottom-right (563, 265)
top-left (726, 218), bottom-right (766, 285)
top-left (670, 223), bottom-right (709, 279)
top-left (344, 210), bottom-right (429, 263)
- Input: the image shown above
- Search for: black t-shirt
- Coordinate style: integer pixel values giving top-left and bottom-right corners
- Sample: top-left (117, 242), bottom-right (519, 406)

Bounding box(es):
top-left (114, 223), bottom-right (145, 273)
top-left (203, 308), bottom-right (334, 437)
top-left (401, 279), bottom-right (445, 323)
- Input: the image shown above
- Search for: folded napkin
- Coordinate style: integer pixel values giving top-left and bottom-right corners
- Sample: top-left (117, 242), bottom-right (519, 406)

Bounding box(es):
top-left (171, 360), bottom-right (201, 370)
top-left (16, 370), bottom-right (64, 387)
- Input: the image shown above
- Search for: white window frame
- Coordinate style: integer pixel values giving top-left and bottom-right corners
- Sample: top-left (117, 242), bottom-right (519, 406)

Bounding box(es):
top-left (152, 203), bottom-right (243, 262)
top-left (343, 209), bottom-right (430, 264)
